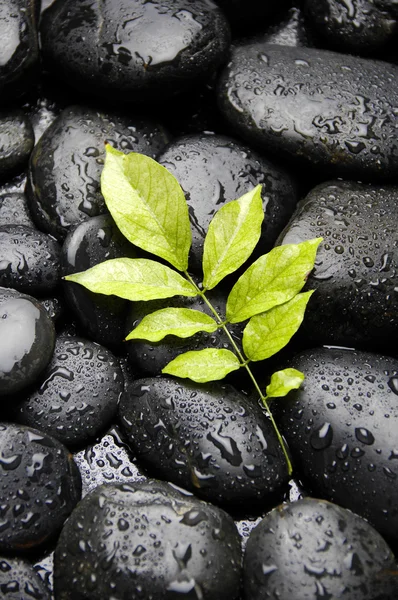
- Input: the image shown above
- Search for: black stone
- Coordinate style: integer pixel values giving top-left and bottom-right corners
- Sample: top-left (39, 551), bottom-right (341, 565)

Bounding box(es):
top-left (0, 112), bottom-right (34, 179)
top-left (277, 180), bottom-right (398, 351)
top-left (119, 377), bottom-right (290, 508)
top-left (0, 192), bottom-right (34, 227)
top-left (61, 214), bottom-right (137, 349)
top-left (27, 106), bottom-right (170, 240)
top-left (217, 44), bottom-right (398, 181)
top-left (0, 556), bottom-right (51, 599)
top-left (272, 347), bottom-right (398, 546)
top-left (53, 480), bottom-right (242, 600)
top-left (40, 0), bottom-right (231, 103)
top-left (8, 335), bottom-right (124, 448)
top-left (157, 133), bottom-right (297, 272)
top-left (261, 6), bottom-right (313, 47)
top-left (0, 224), bottom-right (61, 295)
top-left (0, 423), bottom-right (81, 554)
top-left (213, 0), bottom-right (291, 28)
top-left (0, 287), bottom-right (55, 396)
top-left (243, 497), bottom-right (397, 600)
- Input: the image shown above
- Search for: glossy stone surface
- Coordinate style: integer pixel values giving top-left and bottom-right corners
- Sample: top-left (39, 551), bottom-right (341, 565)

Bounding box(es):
top-left (40, 0), bottom-right (231, 102)
top-left (27, 106), bottom-right (170, 240)
top-left (0, 423), bottom-right (81, 553)
top-left (218, 44), bottom-right (398, 181)
top-left (0, 112), bottom-right (34, 178)
top-left (273, 347), bottom-right (398, 546)
top-left (0, 287), bottom-right (55, 396)
top-left (119, 377), bottom-right (289, 508)
top-left (54, 480), bottom-right (242, 600)
top-left (0, 555), bottom-right (51, 599)
top-left (0, 192), bottom-right (35, 226)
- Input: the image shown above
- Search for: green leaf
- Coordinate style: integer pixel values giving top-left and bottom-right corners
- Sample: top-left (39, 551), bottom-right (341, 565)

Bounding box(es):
top-left (64, 258), bottom-right (197, 301)
top-left (202, 185), bottom-right (263, 290)
top-left (101, 145), bottom-right (191, 271)
top-left (162, 349), bottom-right (241, 383)
top-left (243, 291), bottom-right (314, 361)
top-left (226, 238), bottom-right (322, 323)
top-left (266, 368), bottom-right (305, 398)
top-left (126, 308), bottom-right (219, 342)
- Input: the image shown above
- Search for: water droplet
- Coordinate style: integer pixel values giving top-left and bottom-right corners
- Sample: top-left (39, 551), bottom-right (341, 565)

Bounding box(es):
top-left (388, 377), bottom-right (398, 395)
top-left (310, 423), bottom-right (333, 450)
top-left (355, 428), bottom-right (374, 445)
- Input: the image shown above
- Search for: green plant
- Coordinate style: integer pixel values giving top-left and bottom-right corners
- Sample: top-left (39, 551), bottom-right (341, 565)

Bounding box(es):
top-left (65, 145), bottom-right (322, 475)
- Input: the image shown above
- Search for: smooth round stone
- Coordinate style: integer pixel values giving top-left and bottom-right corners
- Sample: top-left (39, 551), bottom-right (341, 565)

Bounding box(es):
top-left (54, 480), bottom-right (242, 600)
top-left (158, 133), bottom-right (297, 272)
top-left (8, 335), bottom-right (124, 448)
top-left (26, 106), bottom-right (170, 240)
top-left (0, 556), bottom-right (51, 599)
top-left (40, 0), bottom-right (231, 102)
top-left (272, 347), bottom-right (398, 546)
top-left (243, 498), bottom-right (397, 600)
top-left (0, 0), bottom-right (39, 99)
top-left (61, 214), bottom-right (137, 348)
top-left (0, 113), bottom-right (34, 178)
top-left (0, 192), bottom-right (34, 226)
top-left (0, 287), bottom-right (55, 396)
top-left (218, 44), bottom-right (398, 181)
top-left (0, 423), bottom-right (81, 554)
top-left (119, 377), bottom-right (290, 508)
top-left (277, 180), bottom-right (398, 351)
top-left (0, 224), bottom-right (61, 295)
top-left (304, 0), bottom-right (398, 55)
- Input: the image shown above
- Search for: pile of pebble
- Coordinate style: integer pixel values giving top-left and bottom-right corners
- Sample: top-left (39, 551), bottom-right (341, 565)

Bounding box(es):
top-left (0, 0), bottom-right (397, 598)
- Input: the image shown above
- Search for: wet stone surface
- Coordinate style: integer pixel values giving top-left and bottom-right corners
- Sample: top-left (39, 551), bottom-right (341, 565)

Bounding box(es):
top-left (61, 214), bottom-right (137, 349)
top-left (0, 287), bottom-right (55, 396)
top-left (217, 44), bottom-right (398, 181)
top-left (0, 423), bottom-right (81, 554)
top-left (158, 133), bottom-right (297, 272)
top-left (0, 112), bottom-right (34, 179)
top-left (119, 377), bottom-right (290, 509)
top-left (40, 0), bottom-right (231, 103)
top-left (0, 555), bottom-right (51, 599)
top-left (243, 497), bottom-right (398, 600)
top-left (272, 347), bottom-right (398, 547)
top-left (0, 191), bottom-right (35, 227)
top-left (27, 105), bottom-right (170, 240)
top-left (54, 479), bottom-right (242, 600)
top-left (0, 225), bottom-right (61, 295)
top-left (277, 180), bottom-right (398, 351)
top-left (7, 335), bottom-right (124, 448)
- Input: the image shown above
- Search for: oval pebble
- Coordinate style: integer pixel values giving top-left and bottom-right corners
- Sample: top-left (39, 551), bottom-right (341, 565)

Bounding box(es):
top-left (0, 112), bottom-right (34, 178)
top-left (0, 423), bottom-right (81, 554)
top-left (0, 555), bottom-right (51, 599)
top-left (61, 214), bottom-right (137, 348)
top-left (158, 133), bottom-right (297, 272)
top-left (272, 347), bottom-right (398, 546)
top-left (27, 105), bottom-right (170, 240)
top-left (0, 192), bottom-right (35, 227)
top-left (7, 335), bottom-right (124, 448)
top-left (218, 44), bottom-right (398, 180)
top-left (41, 0), bottom-right (231, 103)
top-left (53, 479), bottom-right (241, 600)
top-left (0, 225), bottom-right (61, 295)
top-left (119, 377), bottom-right (289, 508)
top-left (0, 287), bottom-right (55, 396)
top-left (243, 497), bottom-right (397, 600)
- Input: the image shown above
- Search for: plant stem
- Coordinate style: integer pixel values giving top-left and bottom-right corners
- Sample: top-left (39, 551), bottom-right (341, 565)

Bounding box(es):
top-left (184, 272), bottom-right (293, 476)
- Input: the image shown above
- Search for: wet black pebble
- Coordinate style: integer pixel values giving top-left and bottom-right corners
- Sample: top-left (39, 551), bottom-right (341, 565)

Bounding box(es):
top-left (157, 133), bottom-right (297, 272)
top-left (0, 555), bottom-right (51, 599)
top-left (119, 377), bottom-right (289, 508)
top-left (0, 0), bottom-right (39, 99)
top-left (262, 6), bottom-right (313, 47)
top-left (0, 287), bottom-right (55, 396)
top-left (0, 192), bottom-right (35, 227)
top-left (304, 0), bottom-right (398, 55)
top-left (278, 180), bottom-right (398, 351)
top-left (54, 479), bottom-right (241, 600)
top-left (62, 214), bottom-right (137, 349)
top-left (243, 497), bottom-right (398, 600)
top-left (0, 225), bottom-right (61, 295)
top-left (8, 335), bottom-right (124, 448)
top-left (40, 0), bottom-right (231, 103)
top-left (272, 347), bottom-right (398, 546)
top-left (218, 44), bottom-right (398, 181)
top-left (27, 105), bottom-right (170, 240)
top-left (0, 112), bottom-right (34, 178)
top-left (0, 423), bottom-right (81, 554)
